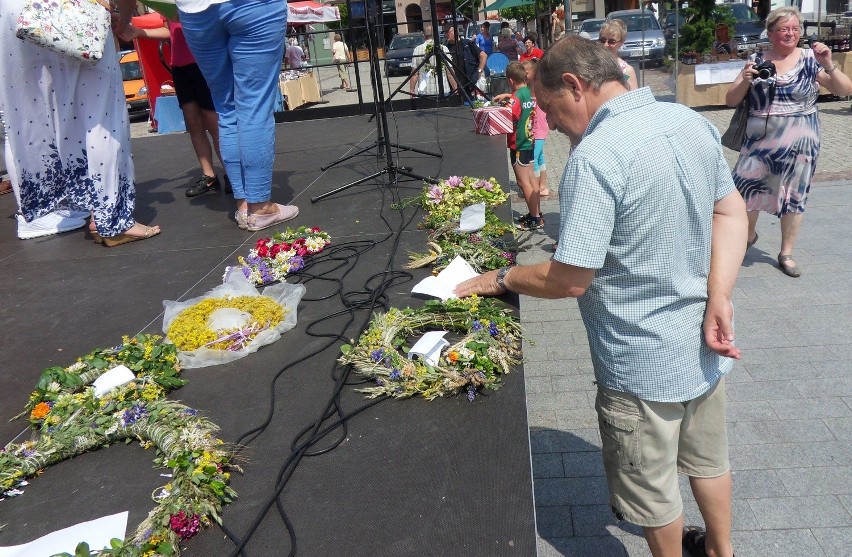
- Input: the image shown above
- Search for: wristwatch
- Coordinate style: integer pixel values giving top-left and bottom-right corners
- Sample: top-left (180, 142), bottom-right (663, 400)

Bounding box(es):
top-left (495, 265), bottom-right (513, 290)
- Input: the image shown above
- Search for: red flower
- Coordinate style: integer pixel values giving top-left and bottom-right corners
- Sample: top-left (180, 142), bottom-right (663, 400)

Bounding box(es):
top-left (311, 226), bottom-right (321, 233)
top-left (257, 245), bottom-right (269, 258)
top-left (280, 242), bottom-right (291, 251)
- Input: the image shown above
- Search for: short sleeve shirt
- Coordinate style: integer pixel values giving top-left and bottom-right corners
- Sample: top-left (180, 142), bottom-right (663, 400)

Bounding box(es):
top-left (509, 85), bottom-right (535, 150)
top-left (553, 87), bottom-right (736, 402)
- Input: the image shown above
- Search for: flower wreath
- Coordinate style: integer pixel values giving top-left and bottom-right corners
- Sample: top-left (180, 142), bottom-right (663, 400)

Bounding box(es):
top-left (224, 226), bottom-right (331, 287)
top-left (417, 175), bottom-right (509, 231)
top-left (1, 335), bottom-right (238, 557)
top-left (422, 42), bottom-right (436, 74)
top-left (166, 295), bottom-right (287, 352)
top-left (339, 297), bottom-right (522, 401)
top-left (406, 222), bottom-right (518, 272)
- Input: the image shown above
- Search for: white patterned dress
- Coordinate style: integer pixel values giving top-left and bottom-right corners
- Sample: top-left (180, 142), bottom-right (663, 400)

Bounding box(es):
top-left (0, 0), bottom-right (136, 235)
top-left (732, 49), bottom-right (821, 217)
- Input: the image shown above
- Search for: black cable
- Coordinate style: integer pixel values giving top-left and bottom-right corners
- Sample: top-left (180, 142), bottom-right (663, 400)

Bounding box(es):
top-left (218, 125), bottom-right (427, 556)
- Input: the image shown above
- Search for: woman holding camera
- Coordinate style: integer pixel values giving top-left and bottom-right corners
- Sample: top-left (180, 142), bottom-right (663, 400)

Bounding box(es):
top-left (726, 6), bottom-right (851, 277)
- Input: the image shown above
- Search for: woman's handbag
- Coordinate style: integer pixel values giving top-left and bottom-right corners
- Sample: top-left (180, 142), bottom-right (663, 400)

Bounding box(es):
top-left (16, 0), bottom-right (111, 64)
top-left (720, 89), bottom-right (749, 151)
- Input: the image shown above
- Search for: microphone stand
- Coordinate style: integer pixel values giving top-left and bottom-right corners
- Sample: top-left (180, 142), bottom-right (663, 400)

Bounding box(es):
top-left (311, 0), bottom-right (439, 203)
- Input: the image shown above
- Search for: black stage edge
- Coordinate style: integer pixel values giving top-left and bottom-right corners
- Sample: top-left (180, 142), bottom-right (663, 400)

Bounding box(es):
top-left (274, 95), bottom-right (465, 123)
top-left (0, 107), bottom-right (536, 556)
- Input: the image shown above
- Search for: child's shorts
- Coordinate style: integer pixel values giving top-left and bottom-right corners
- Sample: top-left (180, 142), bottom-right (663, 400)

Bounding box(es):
top-left (509, 148), bottom-right (534, 167)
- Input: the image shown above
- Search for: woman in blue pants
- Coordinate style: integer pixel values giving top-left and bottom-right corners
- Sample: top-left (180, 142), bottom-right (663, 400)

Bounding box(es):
top-left (177, 0), bottom-right (299, 231)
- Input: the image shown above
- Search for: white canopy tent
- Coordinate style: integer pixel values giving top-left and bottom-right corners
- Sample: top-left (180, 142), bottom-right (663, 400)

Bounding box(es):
top-left (288, 1), bottom-right (341, 24)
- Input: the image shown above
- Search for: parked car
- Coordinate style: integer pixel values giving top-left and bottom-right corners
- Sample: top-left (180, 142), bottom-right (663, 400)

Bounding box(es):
top-left (725, 1), bottom-right (768, 51)
top-left (606, 9), bottom-right (666, 66)
top-left (384, 33), bottom-right (426, 76)
top-left (578, 18), bottom-right (606, 40)
top-left (119, 51), bottom-right (149, 118)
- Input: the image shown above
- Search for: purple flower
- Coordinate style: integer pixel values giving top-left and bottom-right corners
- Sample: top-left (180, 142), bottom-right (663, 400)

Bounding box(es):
top-left (389, 369), bottom-right (401, 380)
top-left (121, 404), bottom-right (148, 426)
top-left (500, 251), bottom-right (515, 263)
top-left (375, 378), bottom-right (385, 386)
top-left (489, 321), bottom-right (499, 337)
top-left (472, 320), bottom-right (484, 332)
top-left (181, 408), bottom-right (199, 417)
top-left (468, 234), bottom-right (482, 244)
top-left (446, 175), bottom-right (462, 187)
top-left (478, 179), bottom-right (494, 191)
top-left (245, 254), bottom-right (262, 266)
top-left (241, 266), bottom-right (251, 279)
top-left (467, 385), bottom-right (476, 402)
top-left (289, 255), bottom-right (305, 272)
top-left (370, 349), bottom-right (385, 362)
top-left (426, 184), bottom-right (443, 204)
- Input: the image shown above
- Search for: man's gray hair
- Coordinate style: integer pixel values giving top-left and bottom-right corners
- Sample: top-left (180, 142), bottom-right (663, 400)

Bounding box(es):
top-left (534, 35), bottom-right (625, 93)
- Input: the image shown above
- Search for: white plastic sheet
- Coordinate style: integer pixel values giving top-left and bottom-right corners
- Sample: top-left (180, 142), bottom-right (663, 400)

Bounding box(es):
top-left (162, 272), bottom-right (305, 369)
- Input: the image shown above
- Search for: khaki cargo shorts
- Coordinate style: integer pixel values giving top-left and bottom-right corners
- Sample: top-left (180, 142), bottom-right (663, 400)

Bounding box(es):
top-left (595, 377), bottom-right (729, 527)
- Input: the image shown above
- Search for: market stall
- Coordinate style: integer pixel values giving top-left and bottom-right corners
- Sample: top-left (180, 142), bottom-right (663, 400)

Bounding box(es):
top-left (281, 1), bottom-right (338, 109)
top-left (676, 51), bottom-right (852, 107)
top-left (279, 69), bottom-right (322, 110)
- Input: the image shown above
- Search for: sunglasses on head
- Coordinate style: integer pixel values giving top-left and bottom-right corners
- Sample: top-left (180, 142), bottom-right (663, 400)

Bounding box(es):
top-left (598, 37), bottom-right (620, 45)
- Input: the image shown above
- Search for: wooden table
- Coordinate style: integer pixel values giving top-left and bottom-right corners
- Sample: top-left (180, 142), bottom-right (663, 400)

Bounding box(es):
top-left (675, 51), bottom-right (852, 107)
top-left (279, 71), bottom-right (321, 110)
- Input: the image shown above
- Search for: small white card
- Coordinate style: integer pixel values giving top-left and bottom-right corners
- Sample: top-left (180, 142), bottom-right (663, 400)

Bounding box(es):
top-left (458, 202), bottom-right (486, 232)
top-left (411, 255), bottom-right (479, 301)
top-left (407, 331), bottom-right (450, 366)
top-left (92, 365), bottom-right (135, 397)
top-left (0, 511), bottom-right (128, 557)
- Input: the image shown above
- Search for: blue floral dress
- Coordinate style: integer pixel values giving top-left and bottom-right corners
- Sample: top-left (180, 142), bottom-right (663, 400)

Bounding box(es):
top-left (0, 0), bottom-right (136, 236)
top-left (732, 49), bottom-right (822, 217)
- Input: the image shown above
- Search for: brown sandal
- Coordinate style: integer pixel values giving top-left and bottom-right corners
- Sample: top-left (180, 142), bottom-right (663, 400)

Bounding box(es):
top-left (102, 225), bottom-right (160, 247)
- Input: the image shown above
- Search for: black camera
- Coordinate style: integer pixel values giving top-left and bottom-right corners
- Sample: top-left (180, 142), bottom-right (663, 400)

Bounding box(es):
top-left (754, 60), bottom-right (776, 81)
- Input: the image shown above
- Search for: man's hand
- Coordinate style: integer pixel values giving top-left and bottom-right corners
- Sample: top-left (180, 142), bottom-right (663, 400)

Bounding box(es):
top-left (703, 296), bottom-right (741, 359)
top-left (454, 270), bottom-right (505, 298)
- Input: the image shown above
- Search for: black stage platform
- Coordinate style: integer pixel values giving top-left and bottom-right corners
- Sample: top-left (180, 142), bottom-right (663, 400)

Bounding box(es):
top-left (0, 108), bottom-right (536, 556)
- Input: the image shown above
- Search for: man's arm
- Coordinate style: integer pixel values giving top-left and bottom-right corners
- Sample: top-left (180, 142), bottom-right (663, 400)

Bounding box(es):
top-left (454, 259), bottom-right (595, 299)
top-left (704, 189), bottom-right (747, 359)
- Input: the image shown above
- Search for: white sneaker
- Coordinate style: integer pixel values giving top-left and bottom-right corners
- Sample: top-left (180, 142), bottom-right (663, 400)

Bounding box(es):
top-left (17, 212), bottom-right (87, 239)
top-left (55, 208), bottom-right (90, 220)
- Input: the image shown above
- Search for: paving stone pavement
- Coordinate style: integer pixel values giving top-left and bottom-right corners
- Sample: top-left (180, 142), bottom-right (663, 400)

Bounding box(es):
top-left (510, 70), bottom-right (852, 556)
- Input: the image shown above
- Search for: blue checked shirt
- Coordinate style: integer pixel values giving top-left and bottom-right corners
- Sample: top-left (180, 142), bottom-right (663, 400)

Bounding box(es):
top-left (553, 88), bottom-right (736, 403)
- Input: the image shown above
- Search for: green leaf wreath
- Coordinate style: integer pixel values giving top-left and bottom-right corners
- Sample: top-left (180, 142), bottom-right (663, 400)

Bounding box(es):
top-left (406, 221), bottom-right (518, 272)
top-left (339, 297), bottom-right (523, 401)
top-left (1, 334), bottom-right (239, 557)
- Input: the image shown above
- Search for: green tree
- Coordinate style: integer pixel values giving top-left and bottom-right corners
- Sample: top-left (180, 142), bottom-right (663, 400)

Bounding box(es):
top-left (677, 0), bottom-right (736, 55)
top-left (500, 5), bottom-right (536, 30)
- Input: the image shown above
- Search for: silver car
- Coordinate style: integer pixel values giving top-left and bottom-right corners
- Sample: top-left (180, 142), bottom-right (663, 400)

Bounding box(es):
top-left (578, 18), bottom-right (606, 41)
top-left (606, 9), bottom-right (666, 67)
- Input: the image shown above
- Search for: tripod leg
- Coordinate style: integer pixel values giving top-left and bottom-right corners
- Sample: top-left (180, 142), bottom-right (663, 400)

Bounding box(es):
top-left (310, 169), bottom-right (390, 203)
top-left (320, 141), bottom-right (383, 171)
top-left (387, 142), bottom-right (442, 159)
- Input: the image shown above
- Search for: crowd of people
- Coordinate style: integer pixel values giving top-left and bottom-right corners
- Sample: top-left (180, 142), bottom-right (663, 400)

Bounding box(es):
top-left (3, 5), bottom-right (851, 555)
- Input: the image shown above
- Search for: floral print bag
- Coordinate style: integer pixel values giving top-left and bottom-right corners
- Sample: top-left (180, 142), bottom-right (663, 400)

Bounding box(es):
top-left (16, 0), bottom-right (111, 64)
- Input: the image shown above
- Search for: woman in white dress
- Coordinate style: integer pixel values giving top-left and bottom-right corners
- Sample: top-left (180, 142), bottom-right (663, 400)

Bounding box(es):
top-left (0, 0), bottom-right (160, 245)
